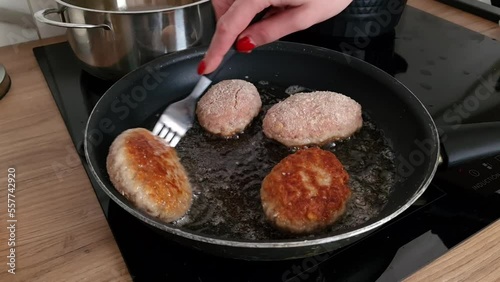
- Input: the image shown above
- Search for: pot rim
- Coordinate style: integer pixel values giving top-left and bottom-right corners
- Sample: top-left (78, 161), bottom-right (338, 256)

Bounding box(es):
top-left (55, 0), bottom-right (211, 14)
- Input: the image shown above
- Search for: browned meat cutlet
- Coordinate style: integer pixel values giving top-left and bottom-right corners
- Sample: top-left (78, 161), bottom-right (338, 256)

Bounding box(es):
top-left (106, 128), bottom-right (192, 222)
top-left (260, 147), bottom-right (352, 234)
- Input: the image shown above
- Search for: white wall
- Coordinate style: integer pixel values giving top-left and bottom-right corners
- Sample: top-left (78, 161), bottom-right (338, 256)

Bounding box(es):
top-left (0, 0), bottom-right (65, 48)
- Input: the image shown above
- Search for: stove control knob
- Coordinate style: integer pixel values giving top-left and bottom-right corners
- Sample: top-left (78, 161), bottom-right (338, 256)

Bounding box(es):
top-left (0, 64), bottom-right (11, 100)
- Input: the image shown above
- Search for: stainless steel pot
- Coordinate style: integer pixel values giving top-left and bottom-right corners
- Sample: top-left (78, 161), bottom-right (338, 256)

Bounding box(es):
top-left (35, 0), bottom-right (215, 80)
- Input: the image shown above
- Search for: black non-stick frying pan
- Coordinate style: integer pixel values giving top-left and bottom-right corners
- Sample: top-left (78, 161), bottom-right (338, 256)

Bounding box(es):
top-left (84, 41), bottom-right (500, 261)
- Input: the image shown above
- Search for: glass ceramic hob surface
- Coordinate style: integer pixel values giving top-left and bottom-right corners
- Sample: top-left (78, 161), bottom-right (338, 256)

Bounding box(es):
top-left (436, 0), bottom-right (500, 22)
top-left (34, 6), bottom-right (500, 282)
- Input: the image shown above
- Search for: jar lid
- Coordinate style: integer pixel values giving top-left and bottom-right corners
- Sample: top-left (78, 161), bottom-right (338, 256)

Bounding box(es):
top-left (0, 64), bottom-right (11, 100)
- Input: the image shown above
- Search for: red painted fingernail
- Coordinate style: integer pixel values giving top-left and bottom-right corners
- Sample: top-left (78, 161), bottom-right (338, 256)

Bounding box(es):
top-left (197, 60), bottom-right (206, 75)
top-left (236, 36), bottom-right (255, 53)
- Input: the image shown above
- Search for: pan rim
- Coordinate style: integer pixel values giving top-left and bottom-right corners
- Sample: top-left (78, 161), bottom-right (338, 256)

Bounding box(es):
top-left (84, 41), bottom-right (440, 248)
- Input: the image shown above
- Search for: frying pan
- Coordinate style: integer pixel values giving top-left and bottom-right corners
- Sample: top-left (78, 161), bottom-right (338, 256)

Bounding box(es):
top-left (84, 41), bottom-right (500, 260)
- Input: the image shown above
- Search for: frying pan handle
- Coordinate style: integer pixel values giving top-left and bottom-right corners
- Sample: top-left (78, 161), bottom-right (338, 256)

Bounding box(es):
top-left (440, 121), bottom-right (500, 167)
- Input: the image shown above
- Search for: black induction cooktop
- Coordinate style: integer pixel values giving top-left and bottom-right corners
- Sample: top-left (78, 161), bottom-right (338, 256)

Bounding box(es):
top-left (438, 0), bottom-right (500, 22)
top-left (34, 6), bottom-right (500, 282)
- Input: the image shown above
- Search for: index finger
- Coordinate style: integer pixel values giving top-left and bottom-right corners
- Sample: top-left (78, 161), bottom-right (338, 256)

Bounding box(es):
top-left (201, 0), bottom-right (270, 74)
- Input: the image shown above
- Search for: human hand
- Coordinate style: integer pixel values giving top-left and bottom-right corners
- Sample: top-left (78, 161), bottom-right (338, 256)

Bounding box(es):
top-left (197, 0), bottom-right (353, 75)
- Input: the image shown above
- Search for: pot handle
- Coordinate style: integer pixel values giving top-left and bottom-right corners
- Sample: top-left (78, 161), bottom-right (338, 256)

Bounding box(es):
top-left (440, 121), bottom-right (500, 167)
top-left (34, 8), bottom-right (111, 30)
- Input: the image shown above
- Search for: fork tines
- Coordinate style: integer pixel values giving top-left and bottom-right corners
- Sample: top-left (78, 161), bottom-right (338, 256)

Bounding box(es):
top-left (152, 116), bottom-right (184, 147)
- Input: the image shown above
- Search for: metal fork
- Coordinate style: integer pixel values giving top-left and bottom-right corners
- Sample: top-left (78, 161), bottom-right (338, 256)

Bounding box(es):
top-left (152, 48), bottom-right (237, 147)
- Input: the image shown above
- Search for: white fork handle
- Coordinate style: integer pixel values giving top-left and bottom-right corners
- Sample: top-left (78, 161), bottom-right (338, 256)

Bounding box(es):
top-left (189, 76), bottom-right (213, 100)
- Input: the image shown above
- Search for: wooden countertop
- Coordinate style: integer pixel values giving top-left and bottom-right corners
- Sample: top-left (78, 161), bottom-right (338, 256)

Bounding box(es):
top-left (0, 0), bottom-right (499, 281)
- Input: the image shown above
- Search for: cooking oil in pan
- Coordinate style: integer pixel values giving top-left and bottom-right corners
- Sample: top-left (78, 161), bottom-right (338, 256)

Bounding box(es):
top-left (171, 82), bottom-right (396, 241)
